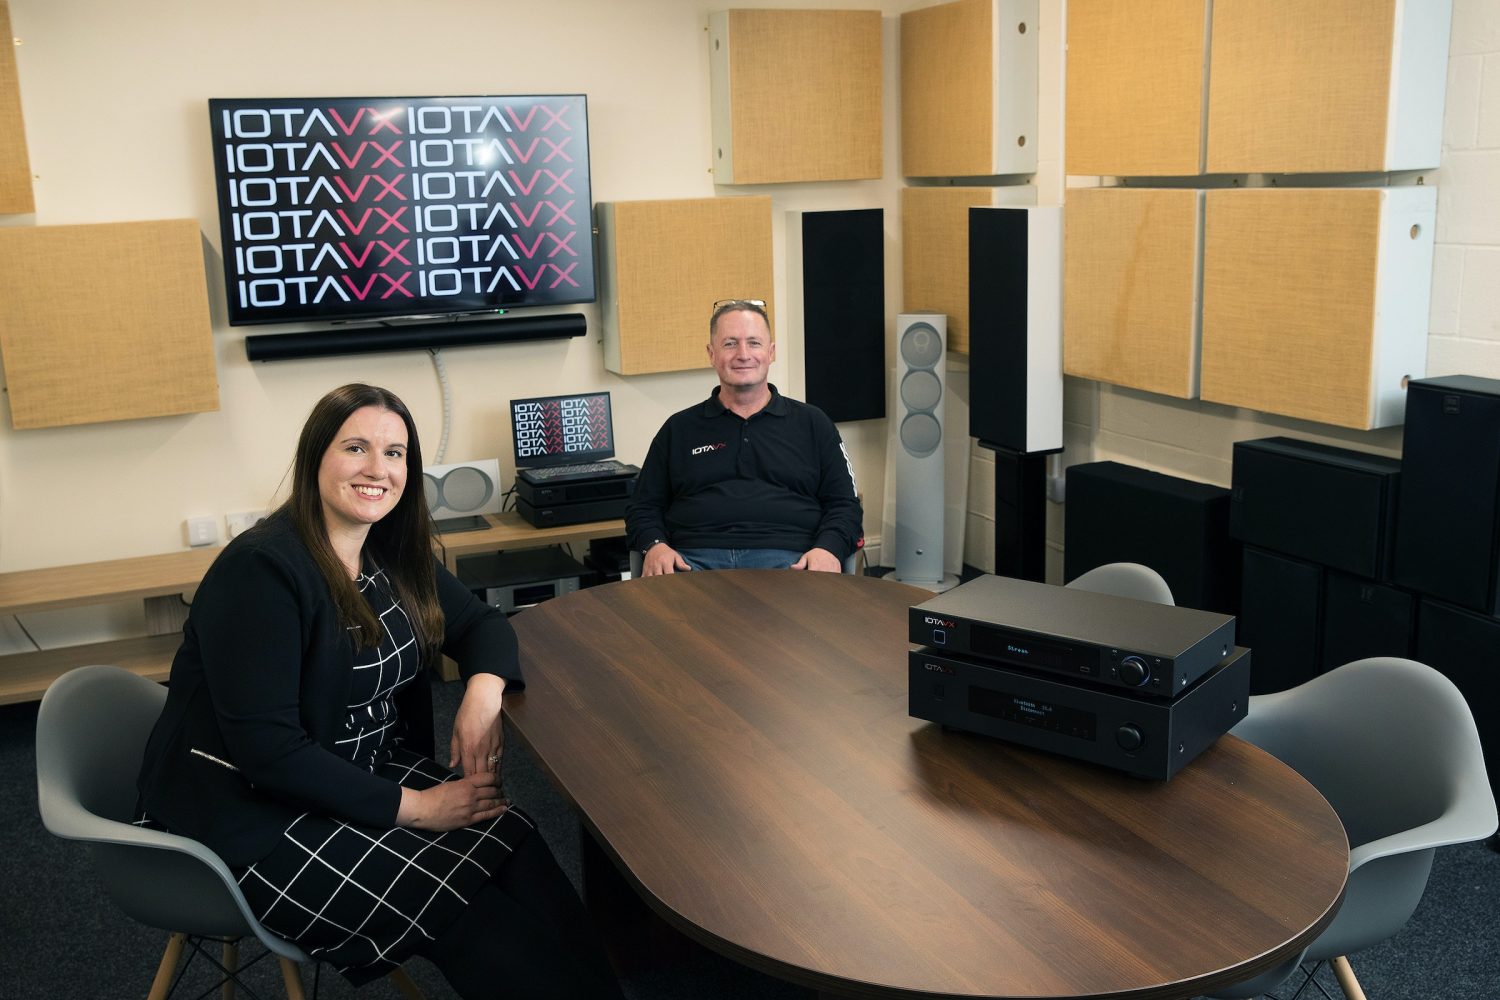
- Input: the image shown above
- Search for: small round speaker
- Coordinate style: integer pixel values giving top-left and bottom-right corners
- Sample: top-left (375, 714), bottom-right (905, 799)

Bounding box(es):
top-left (899, 321), bottom-right (943, 369)
top-left (435, 467), bottom-right (494, 512)
top-left (900, 369), bottom-right (942, 412)
top-left (900, 412), bottom-right (942, 458)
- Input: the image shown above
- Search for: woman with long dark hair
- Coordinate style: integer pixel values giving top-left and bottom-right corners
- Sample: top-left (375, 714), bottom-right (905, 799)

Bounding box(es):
top-left (136, 384), bottom-right (620, 998)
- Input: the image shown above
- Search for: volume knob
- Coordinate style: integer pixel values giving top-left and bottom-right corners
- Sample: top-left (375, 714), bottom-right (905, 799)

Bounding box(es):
top-left (1118, 655), bottom-right (1151, 687)
top-left (1116, 724), bottom-right (1144, 752)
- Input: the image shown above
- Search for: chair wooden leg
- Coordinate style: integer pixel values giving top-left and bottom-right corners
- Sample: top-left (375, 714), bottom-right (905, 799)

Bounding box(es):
top-left (1331, 955), bottom-right (1368, 1000)
top-left (277, 957), bottom-right (307, 1000)
top-left (222, 939), bottom-right (239, 1000)
top-left (147, 932), bottom-right (187, 1000)
top-left (388, 966), bottom-right (426, 999)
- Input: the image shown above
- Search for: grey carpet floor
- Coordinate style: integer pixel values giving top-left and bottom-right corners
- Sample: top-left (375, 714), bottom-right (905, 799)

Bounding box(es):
top-left (3, 678), bottom-right (1495, 999)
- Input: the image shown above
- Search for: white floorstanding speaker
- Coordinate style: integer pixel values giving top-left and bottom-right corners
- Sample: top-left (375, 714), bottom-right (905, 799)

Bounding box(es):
top-left (894, 313), bottom-right (959, 592)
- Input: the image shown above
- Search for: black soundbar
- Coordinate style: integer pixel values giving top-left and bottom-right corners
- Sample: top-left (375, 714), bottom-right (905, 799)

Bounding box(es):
top-left (244, 313), bottom-right (587, 361)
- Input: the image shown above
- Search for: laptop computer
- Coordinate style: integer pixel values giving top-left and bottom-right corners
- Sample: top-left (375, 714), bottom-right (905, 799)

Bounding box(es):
top-left (510, 391), bottom-right (637, 486)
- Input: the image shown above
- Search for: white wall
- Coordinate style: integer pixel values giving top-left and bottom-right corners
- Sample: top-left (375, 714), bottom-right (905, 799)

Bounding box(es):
top-left (0, 0), bottom-right (911, 582)
top-left (4, 0), bottom-right (1495, 604)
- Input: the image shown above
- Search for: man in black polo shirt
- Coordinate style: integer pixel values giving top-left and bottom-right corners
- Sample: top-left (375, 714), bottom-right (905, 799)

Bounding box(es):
top-left (625, 299), bottom-right (863, 575)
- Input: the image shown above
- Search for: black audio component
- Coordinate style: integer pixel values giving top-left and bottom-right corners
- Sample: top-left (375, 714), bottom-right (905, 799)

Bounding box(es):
top-left (908, 646), bottom-right (1251, 781)
top-left (456, 549), bottom-right (587, 613)
top-left (1395, 375), bottom-right (1500, 615)
top-left (245, 313), bottom-right (587, 361)
top-left (799, 209), bottom-right (885, 423)
top-left (516, 495), bottom-right (629, 528)
top-left (1231, 436), bottom-right (1401, 580)
top-left (1416, 598), bottom-right (1500, 804)
top-left (1239, 546), bottom-right (1322, 694)
top-left (909, 575), bottom-right (1236, 699)
top-left (514, 470), bottom-right (637, 507)
top-left (1064, 461), bottom-right (1241, 615)
top-left (1321, 571), bottom-right (1414, 669)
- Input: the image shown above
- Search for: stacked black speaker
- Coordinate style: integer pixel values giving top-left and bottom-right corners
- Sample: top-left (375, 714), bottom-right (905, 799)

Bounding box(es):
top-left (1225, 375), bottom-right (1500, 804)
top-left (1064, 462), bottom-right (1242, 616)
top-left (1394, 376), bottom-right (1500, 805)
top-left (1229, 437), bottom-right (1405, 694)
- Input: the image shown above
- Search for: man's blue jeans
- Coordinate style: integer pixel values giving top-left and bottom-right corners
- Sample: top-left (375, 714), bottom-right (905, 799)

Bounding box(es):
top-left (675, 547), bottom-right (804, 570)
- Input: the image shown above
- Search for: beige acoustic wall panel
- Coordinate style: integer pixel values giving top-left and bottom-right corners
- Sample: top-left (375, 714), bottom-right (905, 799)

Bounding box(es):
top-left (597, 197), bottom-right (774, 376)
top-left (0, 220), bottom-right (218, 429)
top-left (900, 0), bottom-right (1038, 178)
top-left (1207, 0), bottom-right (1453, 173)
top-left (0, 1), bottom-right (35, 213)
top-left (1065, 0), bottom-right (1208, 176)
top-left (708, 9), bottom-right (882, 184)
top-left (1062, 187), bottom-right (1202, 399)
top-left (901, 184), bottom-right (1036, 354)
top-left (1201, 187), bottom-right (1434, 430)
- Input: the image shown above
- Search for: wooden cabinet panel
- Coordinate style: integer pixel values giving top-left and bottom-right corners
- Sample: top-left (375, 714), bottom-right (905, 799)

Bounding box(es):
top-left (1062, 188), bottom-right (1202, 398)
top-left (708, 9), bottom-right (882, 184)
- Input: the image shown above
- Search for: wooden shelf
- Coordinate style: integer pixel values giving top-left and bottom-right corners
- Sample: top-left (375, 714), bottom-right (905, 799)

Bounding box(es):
top-left (436, 512), bottom-right (625, 572)
top-left (1, 512), bottom-right (627, 703)
top-left (0, 634), bottom-right (179, 706)
top-left (0, 546), bottom-right (222, 617)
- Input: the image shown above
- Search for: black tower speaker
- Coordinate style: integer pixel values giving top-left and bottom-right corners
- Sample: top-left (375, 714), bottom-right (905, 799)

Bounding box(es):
top-left (1395, 375), bottom-right (1500, 615)
top-left (1231, 437), bottom-right (1401, 580)
top-left (797, 209), bottom-right (884, 424)
top-left (967, 206), bottom-right (1062, 453)
top-left (1239, 547), bottom-right (1323, 694)
top-left (1416, 598), bottom-right (1500, 804)
top-left (1063, 461), bottom-right (1241, 614)
top-left (1321, 571), bottom-right (1414, 670)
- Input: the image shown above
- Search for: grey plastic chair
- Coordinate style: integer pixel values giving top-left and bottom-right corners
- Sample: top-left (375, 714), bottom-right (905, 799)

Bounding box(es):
top-left (1065, 561), bottom-right (1175, 605)
top-left (35, 664), bottom-right (424, 1000)
top-left (1206, 656), bottom-right (1498, 1000)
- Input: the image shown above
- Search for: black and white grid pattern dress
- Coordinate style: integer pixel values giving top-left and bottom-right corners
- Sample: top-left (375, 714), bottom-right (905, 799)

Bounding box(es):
top-left (233, 566), bottom-right (535, 984)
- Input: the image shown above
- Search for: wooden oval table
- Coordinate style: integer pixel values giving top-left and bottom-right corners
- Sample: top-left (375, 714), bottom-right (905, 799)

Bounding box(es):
top-left (508, 570), bottom-right (1348, 1000)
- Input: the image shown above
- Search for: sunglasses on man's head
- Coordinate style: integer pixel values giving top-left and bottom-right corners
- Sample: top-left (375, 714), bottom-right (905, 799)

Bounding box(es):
top-left (711, 298), bottom-right (768, 321)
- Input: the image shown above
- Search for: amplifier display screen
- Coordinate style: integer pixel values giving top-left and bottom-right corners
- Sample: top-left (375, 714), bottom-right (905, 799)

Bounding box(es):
top-left (969, 624), bottom-right (1091, 673)
top-left (970, 685), bottom-right (1097, 742)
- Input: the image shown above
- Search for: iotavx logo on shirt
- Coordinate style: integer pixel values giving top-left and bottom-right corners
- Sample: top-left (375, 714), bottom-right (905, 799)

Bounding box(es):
top-left (690, 442), bottom-right (727, 456)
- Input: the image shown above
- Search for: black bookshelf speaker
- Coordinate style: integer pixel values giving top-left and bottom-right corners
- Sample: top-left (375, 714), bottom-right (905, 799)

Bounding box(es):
top-left (790, 208), bottom-right (885, 424)
top-left (1416, 598), bottom-right (1500, 804)
top-left (1395, 375), bottom-right (1500, 615)
top-left (1321, 571), bottom-right (1414, 670)
top-left (1230, 437), bottom-right (1401, 580)
top-left (1063, 461), bottom-right (1241, 614)
top-left (1239, 547), bottom-right (1323, 695)
top-left (967, 206), bottom-right (1062, 453)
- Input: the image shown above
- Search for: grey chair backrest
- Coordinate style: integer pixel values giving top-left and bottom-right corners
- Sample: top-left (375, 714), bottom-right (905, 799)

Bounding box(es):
top-left (1207, 656), bottom-right (1497, 997)
top-left (1065, 562), bottom-right (1174, 605)
top-left (35, 664), bottom-right (307, 960)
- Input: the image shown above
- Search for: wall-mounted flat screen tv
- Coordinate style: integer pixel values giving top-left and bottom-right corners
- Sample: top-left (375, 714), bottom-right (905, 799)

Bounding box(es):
top-left (209, 94), bottom-right (594, 326)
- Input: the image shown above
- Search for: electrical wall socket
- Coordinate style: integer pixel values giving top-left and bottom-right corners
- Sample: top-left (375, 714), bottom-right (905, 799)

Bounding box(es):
top-left (184, 516), bottom-right (219, 548)
top-left (226, 510), bottom-right (268, 538)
